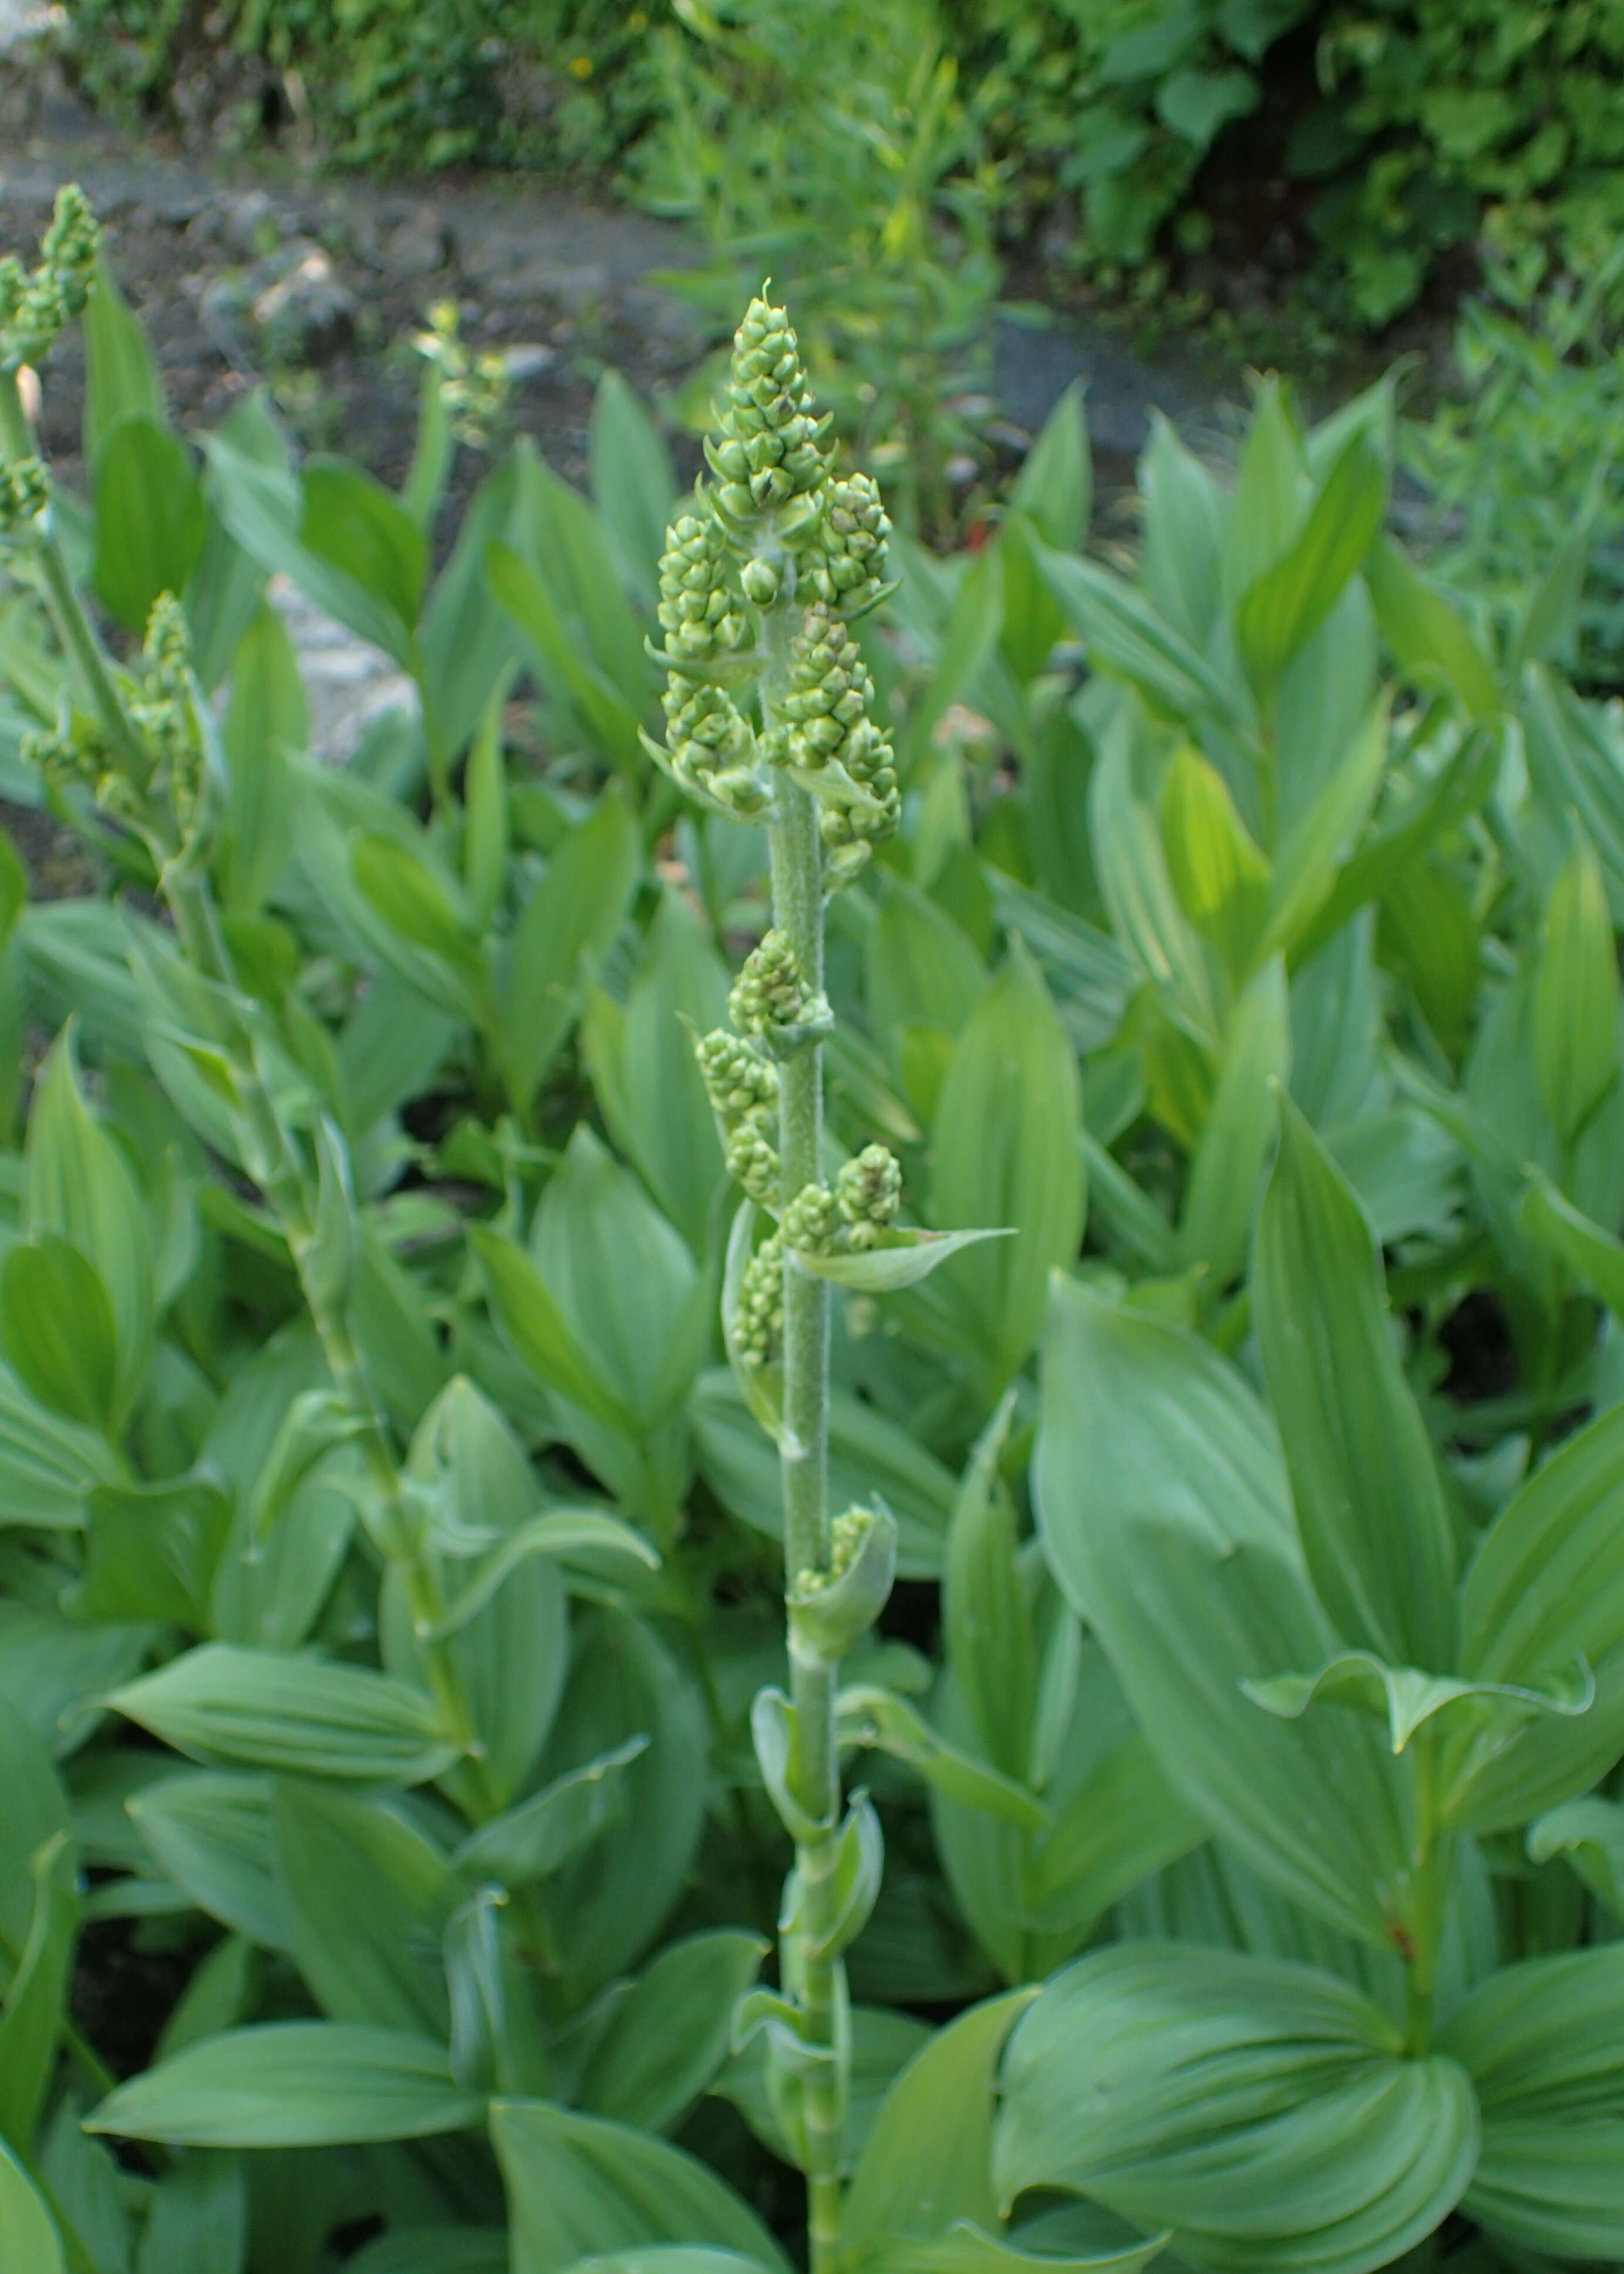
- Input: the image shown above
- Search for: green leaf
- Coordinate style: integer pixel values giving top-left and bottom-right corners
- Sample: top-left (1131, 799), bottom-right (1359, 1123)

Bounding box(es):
top-left (88, 2024), bottom-right (483, 2146)
top-left (1518, 1165), bottom-right (1624, 1313)
top-left (993, 1945), bottom-right (1477, 2274)
top-left (491, 2102), bottom-right (790, 2274)
top-left (930, 944), bottom-right (1083, 1382)
top-left (90, 415), bottom-right (205, 633)
top-left (837, 1686), bottom-right (1046, 1830)
top-left (1159, 742), bottom-right (1270, 975)
top-left (274, 1783), bottom-right (455, 2035)
top-left (351, 831), bottom-right (486, 1018)
top-left (1009, 382), bottom-right (1092, 553)
top-left (222, 602), bottom-right (303, 910)
top-left (1441, 1948), bottom-right (1624, 2260)
top-left (452, 1738), bottom-right (647, 1885)
top-left (25, 1025), bottom-right (155, 1406)
top-left (845, 1991), bottom-right (1037, 2247)
top-left (1534, 827), bottom-right (1619, 1146)
top-left (1, 1234), bottom-right (120, 1434)
top-left (1090, 715), bottom-right (1218, 1047)
top-left (486, 541), bottom-right (643, 777)
top-left (1036, 544), bottom-right (1246, 733)
top-left (1140, 412), bottom-right (1224, 652)
top-left (82, 253), bottom-right (164, 463)
top-left (203, 430), bottom-right (416, 668)
top-left (589, 370), bottom-right (677, 609)
top-left (1455, 1398), bottom-right (1624, 1830)
top-left (1526, 1794), bottom-right (1624, 1916)
top-left (1235, 432), bottom-right (1387, 699)
top-left (1365, 539), bottom-right (1500, 721)
top-left (585, 892), bottom-right (730, 1252)
top-left (1253, 1098), bottom-right (1457, 1667)
top-left (0, 2138), bottom-right (63, 2274)
top-left (78, 1475), bottom-right (233, 1629)
top-left (578, 1930), bottom-right (767, 2135)
top-left (526, 1610), bottom-right (706, 2003)
top-left (1257, 700), bottom-right (1388, 961)
top-left (0, 1832), bottom-right (76, 2151)
top-left (135, 2153), bottom-right (247, 2274)
top-left (0, 1361), bottom-right (119, 1527)
top-left (1036, 1282), bottom-right (1413, 1948)
top-left (1245, 1649), bottom-right (1593, 1758)
top-left (795, 1225), bottom-right (1013, 1294)
top-left (498, 787), bottom-right (640, 1111)
top-left (430, 1508), bottom-right (657, 1640)
top-left (127, 1772), bottom-right (289, 1948)
top-left (470, 1226), bottom-right (636, 1433)
top-left (301, 459), bottom-right (427, 638)
top-left (944, 1395), bottom-right (1034, 1781)
top-left (1178, 955), bottom-right (1290, 1286)
top-left (109, 1645), bottom-right (460, 1785)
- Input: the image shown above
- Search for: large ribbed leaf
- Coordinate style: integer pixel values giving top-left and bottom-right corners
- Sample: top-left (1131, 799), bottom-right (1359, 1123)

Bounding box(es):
top-left (1036, 1280), bottom-right (1414, 1948)
top-left (994, 1945), bottom-right (1477, 2274)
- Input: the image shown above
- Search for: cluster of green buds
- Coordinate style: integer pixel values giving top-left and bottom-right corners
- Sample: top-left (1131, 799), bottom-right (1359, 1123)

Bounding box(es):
top-left (699, 948), bottom-right (902, 1370)
top-left (781, 1145), bottom-right (902, 1260)
top-left (0, 452), bottom-right (48, 538)
top-left (728, 927), bottom-right (831, 1051)
top-left (22, 592), bottom-right (206, 841)
top-left (643, 288), bottom-right (899, 879)
top-left (0, 185), bottom-right (100, 373)
top-left (787, 1501), bottom-right (898, 1669)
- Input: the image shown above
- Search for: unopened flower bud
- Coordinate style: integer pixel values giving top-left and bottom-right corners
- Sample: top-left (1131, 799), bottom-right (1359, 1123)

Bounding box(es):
top-left (788, 1502), bottom-right (898, 1666)
top-left (783, 1182), bottom-right (841, 1256)
top-left (740, 554), bottom-right (781, 606)
top-left (836, 1143), bottom-right (901, 1247)
top-left (729, 928), bottom-right (830, 1044)
top-left (0, 454), bottom-right (48, 535)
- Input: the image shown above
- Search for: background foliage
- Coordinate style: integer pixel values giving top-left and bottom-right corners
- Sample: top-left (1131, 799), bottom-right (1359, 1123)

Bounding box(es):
top-left (52, 0), bottom-right (1624, 327)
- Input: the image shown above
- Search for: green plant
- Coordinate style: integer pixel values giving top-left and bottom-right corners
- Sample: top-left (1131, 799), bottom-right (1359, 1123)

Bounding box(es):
top-left (1404, 260), bottom-right (1624, 689)
top-left (629, 0), bottom-right (1002, 538)
top-left (11, 180), bottom-right (1624, 2274)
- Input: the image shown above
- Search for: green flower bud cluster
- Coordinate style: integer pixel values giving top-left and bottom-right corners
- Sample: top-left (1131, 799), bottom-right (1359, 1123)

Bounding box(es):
top-left (697, 1027), bottom-right (778, 1125)
top-left (735, 1227), bottom-right (786, 1369)
top-left (835, 1143), bottom-right (902, 1248)
top-left (699, 1026), bottom-right (781, 1208)
top-left (0, 454), bottom-right (48, 536)
top-left (128, 593), bottom-right (204, 829)
top-left (783, 1143), bottom-right (902, 1260)
top-left (657, 678), bottom-right (769, 817)
top-left (781, 603), bottom-right (899, 885)
top-left (788, 1502), bottom-right (898, 1666)
top-left (20, 711), bottom-right (109, 800)
top-left (729, 927), bottom-right (830, 1045)
top-left (726, 1124), bottom-right (781, 1205)
top-left (800, 471), bottom-right (892, 618)
top-left (783, 1181), bottom-right (842, 1256)
top-left (706, 292), bottom-right (832, 535)
top-left (657, 508), bottom-right (748, 663)
top-left (1, 186), bottom-right (100, 371)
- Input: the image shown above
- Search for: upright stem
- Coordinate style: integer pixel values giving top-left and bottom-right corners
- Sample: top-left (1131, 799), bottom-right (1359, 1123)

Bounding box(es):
top-left (767, 758), bottom-right (844, 2270)
top-left (1, 371), bottom-right (148, 787)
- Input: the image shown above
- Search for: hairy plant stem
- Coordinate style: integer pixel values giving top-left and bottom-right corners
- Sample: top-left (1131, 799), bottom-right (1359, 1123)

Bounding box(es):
top-left (764, 613), bottom-right (844, 2269)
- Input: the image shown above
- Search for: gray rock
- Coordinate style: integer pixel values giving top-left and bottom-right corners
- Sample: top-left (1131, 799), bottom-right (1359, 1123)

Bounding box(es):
top-left (220, 189), bottom-right (280, 261)
top-left (253, 247), bottom-right (358, 364)
top-left (382, 207), bottom-right (451, 279)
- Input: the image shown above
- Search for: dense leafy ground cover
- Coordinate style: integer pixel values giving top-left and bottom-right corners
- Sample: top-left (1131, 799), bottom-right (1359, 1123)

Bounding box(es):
top-left (2, 190), bottom-right (1624, 2274)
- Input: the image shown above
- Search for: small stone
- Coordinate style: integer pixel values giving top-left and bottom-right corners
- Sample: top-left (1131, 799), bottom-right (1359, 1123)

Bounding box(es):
top-left (253, 248), bottom-right (357, 364)
top-left (220, 189), bottom-right (279, 262)
top-left (501, 343), bottom-right (555, 382)
top-left (382, 207), bottom-right (451, 278)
